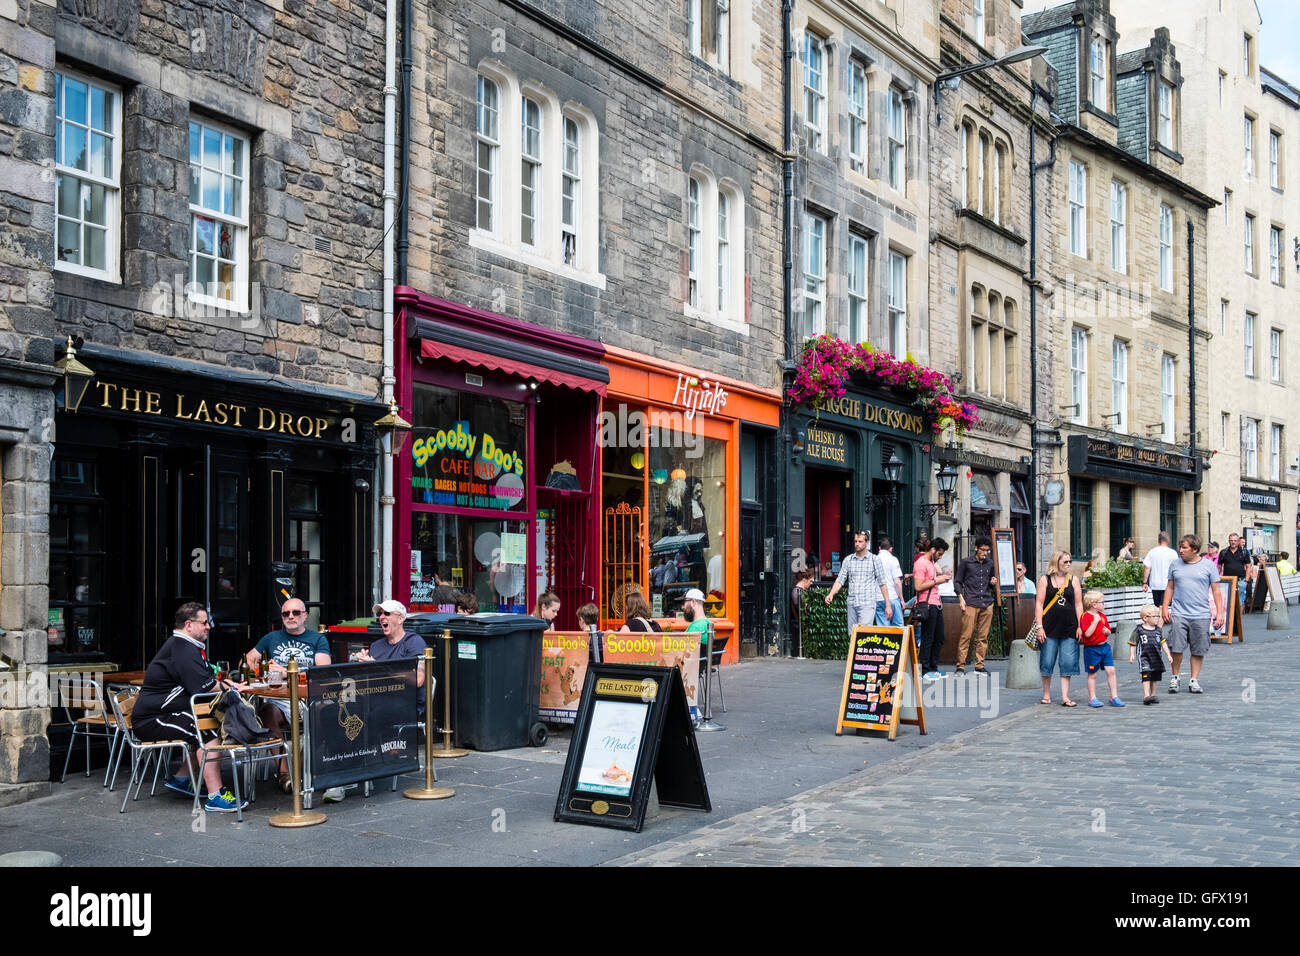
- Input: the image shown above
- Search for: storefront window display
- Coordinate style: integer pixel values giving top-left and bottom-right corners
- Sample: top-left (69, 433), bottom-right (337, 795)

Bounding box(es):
top-left (647, 432), bottom-right (726, 618)
top-left (409, 383), bottom-right (527, 512)
top-left (410, 511), bottom-right (530, 613)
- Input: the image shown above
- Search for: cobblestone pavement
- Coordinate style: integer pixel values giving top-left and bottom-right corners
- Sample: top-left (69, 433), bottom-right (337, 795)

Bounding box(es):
top-left (611, 631), bottom-right (1300, 866)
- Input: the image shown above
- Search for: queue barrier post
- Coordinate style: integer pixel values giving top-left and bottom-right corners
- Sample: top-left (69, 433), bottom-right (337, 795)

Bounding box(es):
top-left (269, 657), bottom-right (326, 827)
top-left (430, 628), bottom-right (469, 758)
top-left (405, 647), bottom-right (455, 799)
top-left (694, 620), bottom-right (725, 732)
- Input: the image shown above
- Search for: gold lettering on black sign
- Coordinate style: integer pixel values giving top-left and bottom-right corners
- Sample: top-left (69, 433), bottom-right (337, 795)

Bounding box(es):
top-left (813, 396), bottom-right (924, 434)
top-left (90, 380), bottom-right (331, 440)
top-left (805, 427), bottom-right (847, 464)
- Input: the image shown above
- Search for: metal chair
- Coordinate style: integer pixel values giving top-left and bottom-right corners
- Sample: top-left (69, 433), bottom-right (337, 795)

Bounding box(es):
top-left (190, 692), bottom-right (286, 821)
top-left (56, 675), bottom-right (123, 786)
top-left (108, 690), bottom-right (196, 813)
top-left (697, 634), bottom-right (729, 714)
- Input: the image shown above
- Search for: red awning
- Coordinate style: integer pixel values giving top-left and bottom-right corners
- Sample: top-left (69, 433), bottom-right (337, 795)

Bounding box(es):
top-left (419, 338), bottom-right (607, 395)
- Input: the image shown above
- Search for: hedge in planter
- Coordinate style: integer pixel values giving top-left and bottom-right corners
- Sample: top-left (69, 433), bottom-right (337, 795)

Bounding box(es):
top-left (799, 587), bottom-right (849, 660)
top-left (1084, 560), bottom-right (1145, 589)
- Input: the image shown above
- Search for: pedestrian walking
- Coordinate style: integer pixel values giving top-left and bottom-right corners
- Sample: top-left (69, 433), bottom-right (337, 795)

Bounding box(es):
top-left (913, 537), bottom-right (951, 680)
top-left (825, 530), bottom-right (891, 634)
top-left (1216, 532), bottom-right (1251, 611)
top-left (1162, 533), bottom-right (1222, 694)
top-left (1034, 551), bottom-right (1084, 706)
top-left (874, 536), bottom-right (905, 627)
top-left (1141, 532), bottom-right (1178, 609)
top-left (953, 535), bottom-right (995, 674)
top-left (1128, 605), bottom-right (1173, 705)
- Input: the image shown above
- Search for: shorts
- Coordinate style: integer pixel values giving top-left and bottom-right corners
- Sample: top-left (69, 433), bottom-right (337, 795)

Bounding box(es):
top-left (132, 710), bottom-right (205, 748)
top-left (1083, 642), bottom-right (1114, 673)
top-left (1140, 669), bottom-right (1164, 683)
top-left (1039, 635), bottom-right (1080, 677)
top-left (1167, 615), bottom-right (1211, 656)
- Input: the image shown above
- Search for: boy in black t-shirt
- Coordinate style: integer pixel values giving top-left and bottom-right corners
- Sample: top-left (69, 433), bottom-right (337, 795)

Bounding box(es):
top-left (1128, 605), bottom-right (1174, 705)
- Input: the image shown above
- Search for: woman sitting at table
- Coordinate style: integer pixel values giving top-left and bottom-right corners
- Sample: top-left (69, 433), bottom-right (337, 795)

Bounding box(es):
top-left (619, 593), bottom-right (662, 633)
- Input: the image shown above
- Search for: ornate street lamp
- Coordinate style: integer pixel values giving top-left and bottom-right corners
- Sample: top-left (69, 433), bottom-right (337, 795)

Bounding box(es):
top-left (374, 401), bottom-right (412, 458)
top-left (54, 336), bottom-right (95, 413)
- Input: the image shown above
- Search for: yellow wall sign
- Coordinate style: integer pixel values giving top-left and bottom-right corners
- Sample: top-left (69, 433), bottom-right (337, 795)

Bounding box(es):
top-left (804, 427), bottom-right (847, 464)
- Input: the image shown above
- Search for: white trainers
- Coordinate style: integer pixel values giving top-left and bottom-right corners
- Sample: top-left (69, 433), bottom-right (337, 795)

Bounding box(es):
top-left (1188, 678), bottom-right (1203, 694)
top-left (323, 787), bottom-right (346, 802)
top-left (1168, 674), bottom-right (1179, 694)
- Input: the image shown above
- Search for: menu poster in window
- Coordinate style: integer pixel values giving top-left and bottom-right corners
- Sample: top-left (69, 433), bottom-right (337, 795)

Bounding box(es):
top-left (993, 528), bottom-right (1017, 593)
top-left (834, 626), bottom-right (926, 740)
top-left (555, 663), bottom-right (710, 832)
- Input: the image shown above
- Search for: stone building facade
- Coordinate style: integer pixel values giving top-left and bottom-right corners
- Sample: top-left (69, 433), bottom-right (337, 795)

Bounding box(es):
top-left (929, 0), bottom-right (1058, 572)
top-left (393, 1), bottom-right (786, 654)
top-left (1109, 0), bottom-right (1300, 559)
top-left (1025, 0), bottom-right (1214, 565)
top-left (0, 0), bottom-right (389, 800)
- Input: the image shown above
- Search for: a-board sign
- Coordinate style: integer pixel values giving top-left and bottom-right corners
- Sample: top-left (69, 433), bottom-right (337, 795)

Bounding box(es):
top-left (307, 660), bottom-right (421, 790)
top-left (834, 626), bottom-right (926, 740)
top-left (992, 528), bottom-right (1017, 594)
top-left (1264, 564), bottom-right (1285, 602)
top-left (1246, 570), bottom-right (1269, 613)
top-left (539, 630), bottom-right (702, 725)
top-left (554, 663), bottom-right (710, 832)
top-left (1214, 577), bottom-right (1244, 643)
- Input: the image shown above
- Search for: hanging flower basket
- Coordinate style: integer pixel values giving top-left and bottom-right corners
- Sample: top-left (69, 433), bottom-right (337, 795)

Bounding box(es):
top-left (788, 334), bottom-right (979, 439)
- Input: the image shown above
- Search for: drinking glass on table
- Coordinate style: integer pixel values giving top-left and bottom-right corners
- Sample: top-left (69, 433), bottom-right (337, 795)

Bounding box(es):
top-left (215, 660), bottom-right (229, 682)
top-left (268, 663), bottom-right (286, 688)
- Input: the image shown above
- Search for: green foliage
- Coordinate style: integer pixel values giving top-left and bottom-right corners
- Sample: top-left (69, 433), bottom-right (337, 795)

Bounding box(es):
top-left (799, 587), bottom-right (849, 660)
top-left (1083, 559), bottom-right (1145, 588)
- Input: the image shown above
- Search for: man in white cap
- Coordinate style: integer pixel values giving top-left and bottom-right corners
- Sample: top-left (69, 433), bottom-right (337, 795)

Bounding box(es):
top-left (356, 599), bottom-right (427, 689)
top-left (681, 588), bottom-right (710, 645)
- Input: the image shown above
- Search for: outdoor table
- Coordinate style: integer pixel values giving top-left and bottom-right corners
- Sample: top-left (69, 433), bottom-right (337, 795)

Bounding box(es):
top-left (103, 670), bottom-right (147, 688)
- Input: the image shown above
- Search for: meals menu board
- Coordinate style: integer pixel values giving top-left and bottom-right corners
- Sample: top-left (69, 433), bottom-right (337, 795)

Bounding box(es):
top-left (555, 663), bottom-right (710, 832)
top-left (834, 626), bottom-right (926, 740)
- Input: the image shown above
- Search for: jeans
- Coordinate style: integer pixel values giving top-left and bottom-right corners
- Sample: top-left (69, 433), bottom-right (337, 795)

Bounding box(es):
top-left (918, 604), bottom-right (945, 673)
top-left (847, 603), bottom-right (872, 635)
top-left (875, 600), bottom-right (903, 627)
top-left (1039, 635), bottom-right (1080, 676)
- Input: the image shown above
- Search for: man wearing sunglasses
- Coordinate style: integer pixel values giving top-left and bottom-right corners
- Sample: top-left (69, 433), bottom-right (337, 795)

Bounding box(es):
top-left (246, 598), bottom-right (330, 792)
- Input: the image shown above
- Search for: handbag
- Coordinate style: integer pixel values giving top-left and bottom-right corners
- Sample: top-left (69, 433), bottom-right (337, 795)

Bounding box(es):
top-left (911, 600), bottom-right (931, 623)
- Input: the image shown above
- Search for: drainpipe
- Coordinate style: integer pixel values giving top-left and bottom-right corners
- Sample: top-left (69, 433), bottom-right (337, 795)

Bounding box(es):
top-left (380, 0), bottom-right (398, 601)
top-left (1028, 84), bottom-right (1060, 577)
top-left (777, 0), bottom-right (795, 655)
top-left (397, 0), bottom-right (412, 286)
top-left (1188, 219), bottom-right (1198, 535)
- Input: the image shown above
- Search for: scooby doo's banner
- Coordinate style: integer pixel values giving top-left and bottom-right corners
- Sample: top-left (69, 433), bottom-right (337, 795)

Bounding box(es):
top-left (540, 631), bottom-right (700, 724)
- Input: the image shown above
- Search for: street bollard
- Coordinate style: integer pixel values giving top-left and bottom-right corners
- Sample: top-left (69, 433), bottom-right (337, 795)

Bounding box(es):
top-left (430, 628), bottom-right (469, 758)
top-left (405, 647), bottom-right (454, 799)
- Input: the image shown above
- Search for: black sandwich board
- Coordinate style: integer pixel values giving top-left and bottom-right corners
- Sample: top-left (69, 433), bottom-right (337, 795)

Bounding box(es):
top-left (307, 660), bottom-right (422, 790)
top-left (554, 663), bottom-right (710, 832)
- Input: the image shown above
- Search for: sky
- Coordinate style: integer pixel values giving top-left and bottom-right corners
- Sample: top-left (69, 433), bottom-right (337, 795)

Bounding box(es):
top-left (1255, 0), bottom-right (1300, 85)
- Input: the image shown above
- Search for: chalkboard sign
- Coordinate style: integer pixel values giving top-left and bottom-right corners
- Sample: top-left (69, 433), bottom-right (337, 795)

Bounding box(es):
top-left (307, 661), bottom-right (421, 790)
top-left (554, 663), bottom-right (710, 832)
top-left (834, 626), bottom-right (926, 740)
top-left (993, 528), bottom-right (1017, 594)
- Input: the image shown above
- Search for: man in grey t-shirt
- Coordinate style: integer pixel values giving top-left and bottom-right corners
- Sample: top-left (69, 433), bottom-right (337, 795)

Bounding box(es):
top-left (1161, 533), bottom-right (1222, 695)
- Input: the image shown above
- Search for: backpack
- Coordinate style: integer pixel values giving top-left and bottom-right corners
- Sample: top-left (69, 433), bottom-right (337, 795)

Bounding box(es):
top-left (214, 689), bottom-right (273, 745)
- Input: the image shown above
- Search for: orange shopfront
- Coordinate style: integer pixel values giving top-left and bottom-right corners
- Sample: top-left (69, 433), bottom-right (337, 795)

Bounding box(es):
top-left (599, 346), bottom-right (781, 663)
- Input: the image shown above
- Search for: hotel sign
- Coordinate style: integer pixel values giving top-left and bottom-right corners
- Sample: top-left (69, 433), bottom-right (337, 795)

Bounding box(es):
top-left (1240, 486), bottom-right (1281, 512)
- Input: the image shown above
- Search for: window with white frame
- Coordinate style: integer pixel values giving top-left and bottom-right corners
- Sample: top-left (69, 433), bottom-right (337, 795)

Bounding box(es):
top-left (1242, 417), bottom-right (1258, 476)
top-left (1109, 180), bottom-right (1126, 272)
top-left (1245, 311), bottom-right (1256, 376)
top-left (471, 72), bottom-right (601, 278)
top-left (1070, 327), bottom-right (1088, 425)
top-left (561, 117), bottom-right (580, 265)
top-left (1090, 37), bottom-right (1108, 110)
top-left (977, 133), bottom-right (988, 216)
top-left (848, 232), bottom-right (868, 344)
top-left (55, 70), bottom-right (120, 280)
top-left (1244, 213), bottom-right (1255, 273)
top-left (803, 211), bottom-right (826, 334)
top-left (848, 61), bottom-right (867, 174)
top-left (520, 96), bottom-right (542, 248)
top-left (987, 292), bottom-right (1004, 400)
top-left (1244, 114), bottom-right (1255, 175)
top-left (803, 32), bottom-right (826, 154)
top-left (1221, 412), bottom-right (1229, 451)
top-left (188, 118), bottom-right (249, 307)
top-left (1003, 299), bottom-right (1020, 403)
top-left (1158, 81), bottom-right (1174, 147)
top-left (970, 285), bottom-right (988, 394)
top-left (688, 177), bottom-right (702, 309)
top-left (1159, 204), bottom-right (1173, 292)
top-left (1271, 328), bottom-right (1283, 382)
top-left (960, 122), bottom-right (972, 207)
top-left (974, 0), bottom-right (986, 46)
top-left (992, 143), bottom-right (1004, 224)
top-left (1069, 160), bottom-right (1087, 256)
top-left (1161, 354), bottom-right (1175, 442)
top-left (717, 189), bottom-right (731, 313)
top-left (1112, 339), bottom-right (1128, 433)
top-left (887, 251), bottom-right (907, 356)
top-left (476, 75), bottom-right (500, 233)
top-left (1243, 34), bottom-right (1252, 76)
top-left (1219, 70), bottom-right (1225, 107)
top-left (689, 0), bottom-right (730, 71)
top-left (1270, 225), bottom-right (1283, 283)
top-left (888, 89), bottom-right (906, 191)
top-left (1271, 423), bottom-right (1283, 481)
top-left (1270, 130), bottom-right (1281, 188)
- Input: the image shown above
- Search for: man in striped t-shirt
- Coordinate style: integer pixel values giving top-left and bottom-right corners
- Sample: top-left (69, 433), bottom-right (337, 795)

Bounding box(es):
top-left (824, 531), bottom-right (891, 635)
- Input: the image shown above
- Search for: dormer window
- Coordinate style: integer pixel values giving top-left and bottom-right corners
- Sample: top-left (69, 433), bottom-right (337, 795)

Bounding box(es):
top-left (1090, 36), bottom-right (1108, 111)
top-left (1157, 81), bottom-right (1175, 148)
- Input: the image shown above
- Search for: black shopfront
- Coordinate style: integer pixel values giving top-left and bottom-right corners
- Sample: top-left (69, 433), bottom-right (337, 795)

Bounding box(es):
top-left (788, 384), bottom-right (930, 594)
top-left (50, 349), bottom-right (381, 671)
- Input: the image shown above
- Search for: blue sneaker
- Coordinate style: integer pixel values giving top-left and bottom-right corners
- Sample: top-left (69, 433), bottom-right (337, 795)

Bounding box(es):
top-left (204, 788), bottom-right (248, 813)
top-left (164, 775), bottom-right (196, 797)
top-left (1109, 697), bottom-right (1126, 707)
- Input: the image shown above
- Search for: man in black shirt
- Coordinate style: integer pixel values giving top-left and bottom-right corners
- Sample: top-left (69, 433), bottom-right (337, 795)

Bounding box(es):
top-left (953, 536), bottom-right (996, 674)
top-left (1216, 533), bottom-right (1251, 613)
top-left (133, 602), bottom-right (248, 812)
